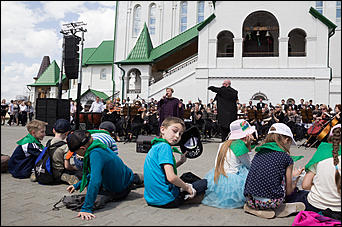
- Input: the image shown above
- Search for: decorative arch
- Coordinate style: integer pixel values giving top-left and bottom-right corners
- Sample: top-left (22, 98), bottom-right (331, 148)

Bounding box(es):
top-left (288, 28), bottom-right (307, 57)
top-left (251, 91), bottom-right (268, 101)
top-left (286, 98), bottom-right (295, 105)
top-left (127, 68), bottom-right (142, 94)
top-left (242, 10), bottom-right (279, 57)
top-left (217, 30), bottom-right (234, 57)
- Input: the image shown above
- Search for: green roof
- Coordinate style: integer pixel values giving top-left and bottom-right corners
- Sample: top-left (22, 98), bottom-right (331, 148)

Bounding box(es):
top-left (84, 40), bottom-right (114, 65)
top-left (125, 23), bottom-right (153, 62)
top-left (309, 7), bottom-right (337, 36)
top-left (28, 60), bottom-right (67, 86)
top-left (82, 48), bottom-right (97, 66)
top-left (116, 14), bottom-right (216, 65)
top-left (81, 88), bottom-right (109, 100)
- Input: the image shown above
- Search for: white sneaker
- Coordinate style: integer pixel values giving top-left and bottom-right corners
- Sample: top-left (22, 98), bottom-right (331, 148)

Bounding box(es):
top-left (275, 202), bottom-right (306, 218)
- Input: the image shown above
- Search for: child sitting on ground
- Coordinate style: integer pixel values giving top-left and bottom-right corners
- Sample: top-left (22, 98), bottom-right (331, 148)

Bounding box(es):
top-left (287, 124), bottom-right (341, 220)
top-left (243, 123), bottom-right (305, 219)
top-left (143, 116), bottom-right (207, 208)
top-left (202, 119), bottom-right (256, 209)
top-left (66, 130), bottom-right (143, 220)
top-left (8, 119), bottom-right (47, 179)
top-left (50, 119), bottom-right (82, 185)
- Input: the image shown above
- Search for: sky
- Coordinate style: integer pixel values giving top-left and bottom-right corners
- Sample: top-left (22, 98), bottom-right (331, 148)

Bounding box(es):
top-left (1, 1), bottom-right (116, 102)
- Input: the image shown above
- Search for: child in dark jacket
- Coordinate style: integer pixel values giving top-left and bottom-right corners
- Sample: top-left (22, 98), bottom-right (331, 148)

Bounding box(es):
top-left (8, 120), bottom-right (47, 179)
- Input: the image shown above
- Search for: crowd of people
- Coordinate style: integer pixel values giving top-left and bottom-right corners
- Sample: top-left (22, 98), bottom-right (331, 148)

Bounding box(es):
top-left (1, 99), bottom-right (35, 126)
top-left (1, 80), bottom-right (341, 222)
top-left (69, 88), bottom-right (340, 146)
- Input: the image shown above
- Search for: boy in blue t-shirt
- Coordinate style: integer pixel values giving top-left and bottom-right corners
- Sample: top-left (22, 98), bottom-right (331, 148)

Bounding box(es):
top-left (143, 116), bottom-right (207, 208)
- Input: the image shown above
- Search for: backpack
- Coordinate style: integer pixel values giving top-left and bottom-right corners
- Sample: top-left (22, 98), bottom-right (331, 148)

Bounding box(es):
top-left (34, 139), bottom-right (67, 185)
top-left (52, 194), bottom-right (114, 211)
top-left (292, 211), bottom-right (341, 226)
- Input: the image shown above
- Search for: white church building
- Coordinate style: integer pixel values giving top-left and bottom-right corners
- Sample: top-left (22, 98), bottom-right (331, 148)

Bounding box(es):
top-left (29, 1), bottom-right (341, 107)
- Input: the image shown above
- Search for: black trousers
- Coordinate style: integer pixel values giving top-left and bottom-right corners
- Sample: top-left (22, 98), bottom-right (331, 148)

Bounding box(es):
top-left (220, 125), bottom-right (230, 142)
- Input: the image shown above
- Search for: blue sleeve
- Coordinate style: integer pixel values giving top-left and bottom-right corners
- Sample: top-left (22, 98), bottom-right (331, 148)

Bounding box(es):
top-left (157, 143), bottom-right (174, 166)
top-left (81, 151), bottom-right (104, 213)
top-left (73, 174), bottom-right (90, 190)
top-left (27, 143), bottom-right (42, 157)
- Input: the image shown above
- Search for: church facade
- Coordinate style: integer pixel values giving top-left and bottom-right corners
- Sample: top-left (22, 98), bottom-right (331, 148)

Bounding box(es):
top-left (32, 1), bottom-right (341, 107)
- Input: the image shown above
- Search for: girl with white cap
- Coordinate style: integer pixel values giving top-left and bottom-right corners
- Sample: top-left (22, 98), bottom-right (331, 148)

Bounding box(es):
top-left (243, 123), bottom-right (305, 219)
top-left (202, 119), bottom-right (256, 209)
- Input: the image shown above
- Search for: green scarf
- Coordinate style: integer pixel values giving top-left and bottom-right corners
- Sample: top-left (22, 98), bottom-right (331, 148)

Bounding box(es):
top-left (230, 139), bottom-right (250, 157)
top-left (151, 138), bottom-right (182, 175)
top-left (88, 129), bottom-right (111, 136)
top-left (305, 142), bottom-right (341, 172)
top-left (79, 139), bottom-right (108, 192)
top-left (16, 133), bottom-right (44, 149)
top-left (255, 142), bottom-right (304, 162)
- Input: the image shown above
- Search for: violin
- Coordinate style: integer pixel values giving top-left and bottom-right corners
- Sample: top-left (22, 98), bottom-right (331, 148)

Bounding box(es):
top-left (316, 112), bottom-right (340, 141)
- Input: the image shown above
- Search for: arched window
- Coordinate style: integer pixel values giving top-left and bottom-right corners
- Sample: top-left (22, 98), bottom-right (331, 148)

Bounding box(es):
top-left (100, 69), bottom-right (107, 80)
top-left (133, 5), bottom-right (142, 37)
top-left (251, 92), bottom-right (268, 101)
top-left (180, 1), bottom-right (187, 32)
top-left (149, 3), bottom-right (157, 35)
top-left (197, 1), bottom-right (204, 23)
top-left (217, 31), bottom-right (234, 57)
top-left (288, 29), bottom-right (306, 57)
top-left (316, 1), bottom-right (323, 14)
top-left (242, 11), bottom-right (279, 57)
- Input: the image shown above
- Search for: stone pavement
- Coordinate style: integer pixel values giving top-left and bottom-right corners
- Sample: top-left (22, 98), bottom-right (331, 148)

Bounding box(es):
top-left (1, 125), bottom-right (317, 226)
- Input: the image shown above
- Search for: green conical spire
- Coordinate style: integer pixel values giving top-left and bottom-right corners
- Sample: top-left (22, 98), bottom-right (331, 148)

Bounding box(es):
top-left (126, 23), bottom-right (153, 60)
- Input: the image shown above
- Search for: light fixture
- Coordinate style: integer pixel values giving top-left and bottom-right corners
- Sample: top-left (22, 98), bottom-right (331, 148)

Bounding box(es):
top-left (266, 31), bottom-right (270, 37)
top-left (256, 31), bottom-right (260, 36)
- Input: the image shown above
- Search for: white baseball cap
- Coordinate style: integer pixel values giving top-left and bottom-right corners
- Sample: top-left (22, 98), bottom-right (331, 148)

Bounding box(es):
top-left (228, 119), bottom-right (256, 140)
top-left (268, 123), bottom-right (296, 145)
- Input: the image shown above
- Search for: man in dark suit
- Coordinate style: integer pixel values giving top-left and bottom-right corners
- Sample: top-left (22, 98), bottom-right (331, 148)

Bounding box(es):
top-left (208, 79), bottom-right (238, 142)
top-left (256, 98), bottom-right (266, 111)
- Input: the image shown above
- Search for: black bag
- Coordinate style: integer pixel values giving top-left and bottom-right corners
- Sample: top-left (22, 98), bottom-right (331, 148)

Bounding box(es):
top-left (53, 194), bottom-right (114, 211)
top-left (34, 139), bottom-right (66, 185)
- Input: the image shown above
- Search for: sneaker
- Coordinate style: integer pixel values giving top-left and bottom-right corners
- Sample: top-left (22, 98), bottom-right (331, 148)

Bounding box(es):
top-left (30, 173), bottom-right (37, 182)
top-left (61, 173), bottom-right (79, 185)
top-left (243, 204), bottom-right (275, 219)
top-left (275, 202), bottom-right (306, 218)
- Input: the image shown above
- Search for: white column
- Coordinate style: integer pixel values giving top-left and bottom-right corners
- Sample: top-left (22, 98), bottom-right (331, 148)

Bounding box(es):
top-left (306, 36), bottom-right (317, 67)
top-left (233, 38), bottom-right (243, 68)
top-left (278, 37), bottom-right (288, 68)
top-left (140, 75), bottom-right (149, 100)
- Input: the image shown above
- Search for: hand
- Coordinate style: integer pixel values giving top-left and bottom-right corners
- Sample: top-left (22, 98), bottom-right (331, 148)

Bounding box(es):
top-left (67, 185), bottom-right (75, 193)
top-left (292, 167), bottom-right (304, 178)
top-left (185, 183), bottom-right (196, 199)
top-left (77, 211), bottom-right (96, 220)
top-left (179, 151), bottom-right (188, 164)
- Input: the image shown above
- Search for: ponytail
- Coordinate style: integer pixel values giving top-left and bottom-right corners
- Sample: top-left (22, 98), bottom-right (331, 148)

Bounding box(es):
top-left (214, 140), bottom-right (232, 184)
top-left (331, 127), bottom-right (341, 195)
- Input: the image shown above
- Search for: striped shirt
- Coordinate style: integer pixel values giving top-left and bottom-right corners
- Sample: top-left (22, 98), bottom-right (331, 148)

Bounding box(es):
top-left (92, 133), bottom-right (118, 154)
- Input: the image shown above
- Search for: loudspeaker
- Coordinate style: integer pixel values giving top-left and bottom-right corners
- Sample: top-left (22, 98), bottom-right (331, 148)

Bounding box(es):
top-left (35, 98), bottom-right (70, 136)
top-left (63, 35), bottom-right (80, 79)
top-left (136, 135), bottom-right (156, 153)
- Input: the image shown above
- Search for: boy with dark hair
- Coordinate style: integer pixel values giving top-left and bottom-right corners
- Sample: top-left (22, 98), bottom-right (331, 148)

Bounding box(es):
top-left (8, 119), bottom-right (47, 179)
top-left (50, 119), bottom-right (82, 185)
top-left (66, 130), bottom-right (143, 220)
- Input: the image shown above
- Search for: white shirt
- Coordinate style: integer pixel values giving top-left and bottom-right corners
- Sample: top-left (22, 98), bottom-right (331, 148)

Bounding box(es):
top-left (214, 142), bottom-right (252, 174)
top-left (89, 101), bottom-right (104, 112)
top-left (307, 156), bottom-right (341, 212)
top-left (19, 104), bottom-right (27, 112)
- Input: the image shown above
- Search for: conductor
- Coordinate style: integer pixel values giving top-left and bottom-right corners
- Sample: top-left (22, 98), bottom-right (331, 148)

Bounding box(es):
top-left (208, 79), bottom-right (238, 142)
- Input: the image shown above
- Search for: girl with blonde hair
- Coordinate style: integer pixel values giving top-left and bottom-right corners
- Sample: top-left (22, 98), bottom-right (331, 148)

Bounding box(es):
top-left (202, 119), bottom-right (256, 208)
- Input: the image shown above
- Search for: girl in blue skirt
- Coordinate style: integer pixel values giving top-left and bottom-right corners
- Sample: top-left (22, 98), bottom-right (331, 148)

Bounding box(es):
top-left (202, 119), bottom-right (256, 209)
